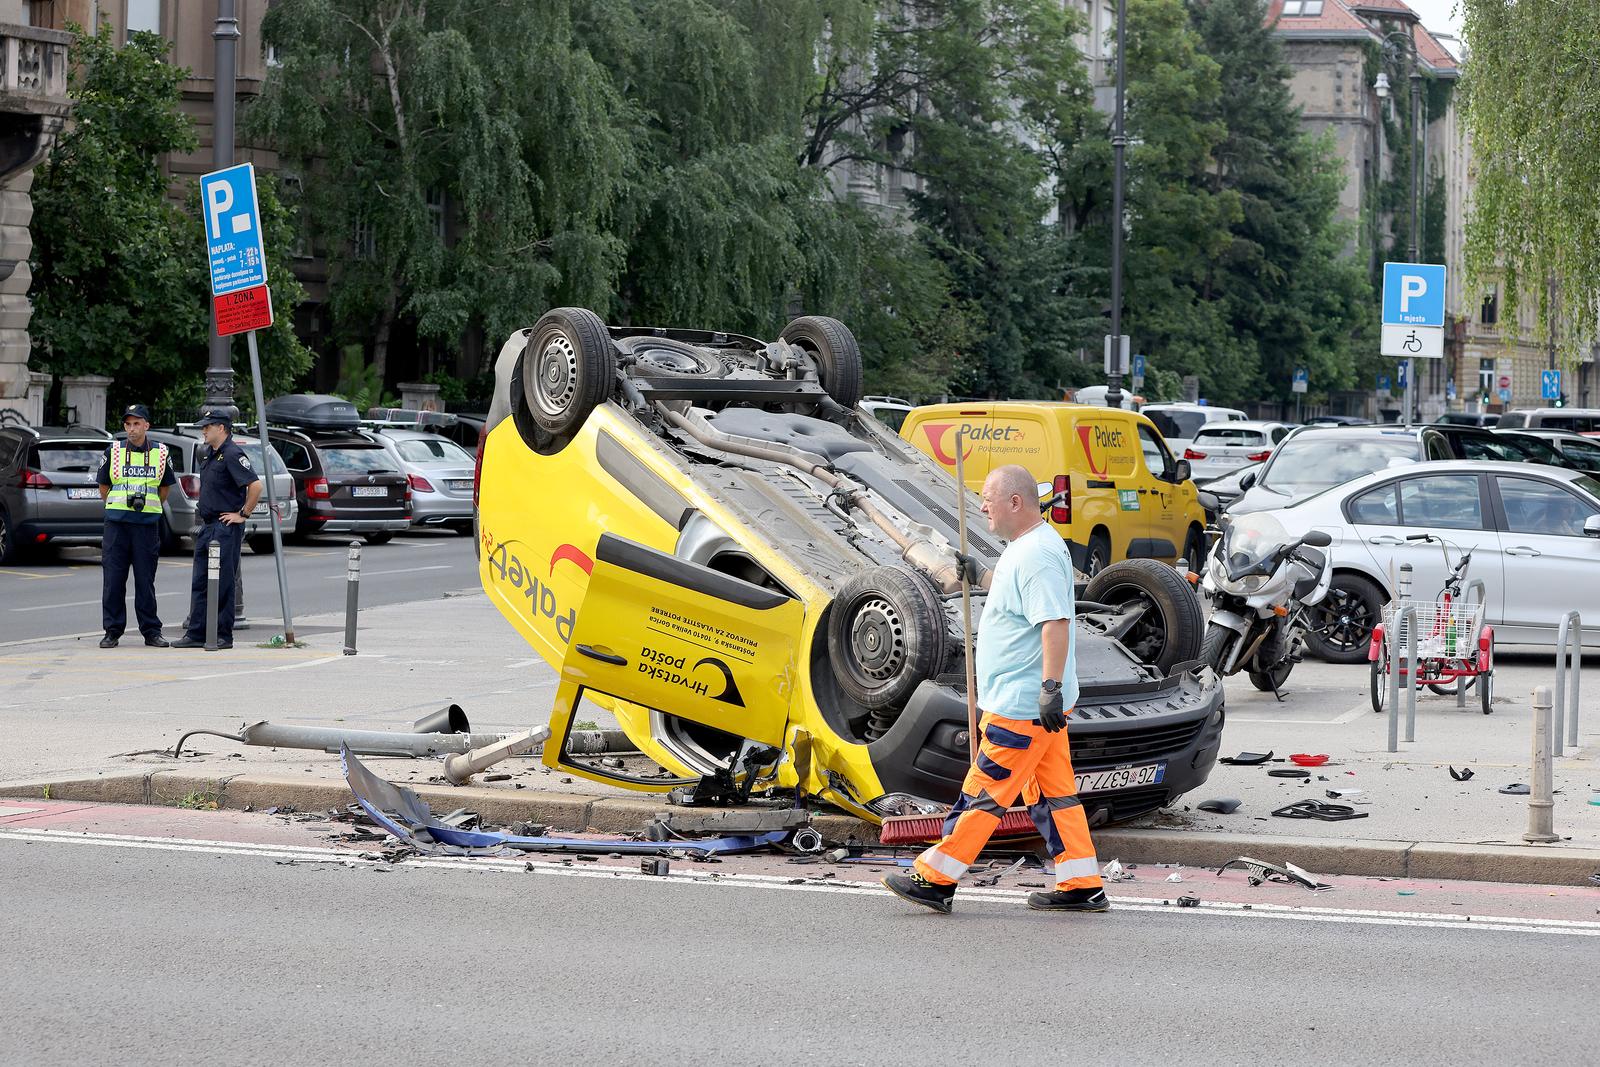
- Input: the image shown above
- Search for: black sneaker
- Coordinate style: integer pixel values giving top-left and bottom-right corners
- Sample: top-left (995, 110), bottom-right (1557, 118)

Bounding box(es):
top-left (143, 634), bottom-right (169, 648)
top-left (98, 635), bottom-right (118, 649)
top-left (1027, 887), bottom-right (1110, 912)
top-left (882, 871), bottom-right (956, 914)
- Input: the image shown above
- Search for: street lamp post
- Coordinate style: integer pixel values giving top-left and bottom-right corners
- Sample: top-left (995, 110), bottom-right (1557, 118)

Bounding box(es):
top-left (1375, 30), bottom-right (1425, 423)
top-left (205, 0), bottom-right (240, 420)
top-left (1104, 0), bottom-right (1128, 410)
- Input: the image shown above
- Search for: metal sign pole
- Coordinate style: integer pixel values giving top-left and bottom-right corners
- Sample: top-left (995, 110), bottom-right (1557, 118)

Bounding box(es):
top-left (247, 329), bottom-right (295, 643)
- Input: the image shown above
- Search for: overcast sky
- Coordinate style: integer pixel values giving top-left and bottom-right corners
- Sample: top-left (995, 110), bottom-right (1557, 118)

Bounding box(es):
top-left (1405, 0), bottom-right (1464, 44)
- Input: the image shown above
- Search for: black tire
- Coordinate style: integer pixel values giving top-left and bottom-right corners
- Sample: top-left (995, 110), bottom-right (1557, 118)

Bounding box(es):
top-left (521, 308), bottom-right (616, 438)
top-left (363, 532), bottom-right (393, 546)
top-left (453, 522), bottom-right (475, 537)
top-left (827, 565), bottom-right (946, 709)
top-left (1370, 651), bottom-right (1388, 713)
top-left (1199, 625), bottom-right (1232, 672)
top-left (1181, 525), bottom-right (1206, 571)
top-left (780, 315), bottom-right (863, 410)
top-left (0, 509), bottom-right (15, 565)
top-left (1306, 572), bottom-right (1384, 665)
top-left (1248, 660), bottom-right (1293, 692)
top-left (629, 340), bottom-right (729, 378)
top-left (1084, 558), bottom-right (1205, 674)
top-left (247, 535), bottom-right (276, 554)
top-left (1084, 531), bottom-right (1111, 577)
top-left (1426, 678), bottom-right (1475, 696)
top-left (1480, 636), bottom-right (1494, 714)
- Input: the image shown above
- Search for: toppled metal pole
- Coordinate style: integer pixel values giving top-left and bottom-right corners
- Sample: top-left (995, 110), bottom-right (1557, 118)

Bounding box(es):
top-left (443, 725), bottom-right (552, 785)
top-left (172, 720), bottom-right (526, 759)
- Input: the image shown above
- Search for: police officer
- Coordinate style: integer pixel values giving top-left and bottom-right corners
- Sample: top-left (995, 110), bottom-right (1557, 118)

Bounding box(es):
top-left (172, 410), bottom-right (261, 650)
top-left (97, 404), bottom-right (176, 648)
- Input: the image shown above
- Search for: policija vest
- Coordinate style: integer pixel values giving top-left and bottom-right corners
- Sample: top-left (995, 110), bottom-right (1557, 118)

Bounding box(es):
top-left (105, 442), bottom-right (168, 515)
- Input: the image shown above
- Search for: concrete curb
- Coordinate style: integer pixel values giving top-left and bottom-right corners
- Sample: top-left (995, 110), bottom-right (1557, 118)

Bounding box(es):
top-left (6, 773), bottom-right (1598, 886)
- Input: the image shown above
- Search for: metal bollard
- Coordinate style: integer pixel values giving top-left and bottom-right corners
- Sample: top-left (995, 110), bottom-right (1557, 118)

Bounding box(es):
top-left (1554, 610), bottom-right (1581, 756)
top-left (1386, 604), bottom-right (1417, 752)
top-left (1523, 685), bottom-right (1559, 843)
top-left (343, 541), bottom-right (361, 656)
top-left (204, 540), bottom-right (221, 652)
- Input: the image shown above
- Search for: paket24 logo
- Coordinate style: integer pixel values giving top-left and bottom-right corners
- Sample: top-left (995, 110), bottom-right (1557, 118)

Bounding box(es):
top-left (921, 422), bottom-right (1024, 465)
top-left (482, 529), bottom-right (591, 643)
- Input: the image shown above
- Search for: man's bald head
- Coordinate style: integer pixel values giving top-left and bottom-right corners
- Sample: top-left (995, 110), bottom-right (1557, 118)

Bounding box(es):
top-left (981, 464), bottom-right (1041, 540)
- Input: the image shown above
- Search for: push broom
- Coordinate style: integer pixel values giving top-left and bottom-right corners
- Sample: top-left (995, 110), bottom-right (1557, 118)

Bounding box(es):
top-left (880, 428), bottom-right (1036, 845)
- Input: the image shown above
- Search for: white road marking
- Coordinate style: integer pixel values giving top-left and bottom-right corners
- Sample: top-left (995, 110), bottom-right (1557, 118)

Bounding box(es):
top-left (0, 569), bottom-right (66, 580)
top-left (506, 657), bottom-right (544, 669)
top-left (4, 827), bottom-right (1596, 938)
top-left (323, 565), bottom-right (451, 579)
top-left (10, 591), bottom-right (187, 613)
top-left (0, 630), bottom-right (104, 648)
top-left (1230, 701), bottom-right (1369, 726)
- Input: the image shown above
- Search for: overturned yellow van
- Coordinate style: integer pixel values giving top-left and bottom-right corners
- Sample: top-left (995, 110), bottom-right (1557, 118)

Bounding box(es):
top-left (901, 402), bottom-right (1207, 574)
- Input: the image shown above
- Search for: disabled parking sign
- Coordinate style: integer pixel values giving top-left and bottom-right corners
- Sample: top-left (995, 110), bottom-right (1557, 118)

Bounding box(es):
top-left (1381, 262), bottom-right (1446, 359)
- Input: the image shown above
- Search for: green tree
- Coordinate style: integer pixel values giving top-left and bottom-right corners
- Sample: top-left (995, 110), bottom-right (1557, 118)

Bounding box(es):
top-left (1188, 0), bottom-right (1375, 403)
top-left (29, 24), bottom-right (309, 423)
top-left (1460, 1), bottom-right (1600, 363)
top-left (251, 0), bottom-right (633, 382)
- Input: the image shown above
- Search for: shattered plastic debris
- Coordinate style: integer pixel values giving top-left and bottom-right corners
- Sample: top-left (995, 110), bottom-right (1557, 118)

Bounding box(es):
top-left (1498, 783), bottom-right (1531, 795)
top-left (1216, 856), bottom-right (1333, 892)
top-left (1103, 859), bottom-right (1135, 882)
top-left (1196, 797), bottom-right (1241, 814)
top-left (1177, 895), bottom-right (1200, 908)
top-left (1448, 766), bottom-right (1475, 782)
top-left (1219, 751), bottom-right (1273, 766)
top-left (1272, 800), bottom-right (1368, 821)
top-left (1325, 789), bottom-right (1364, 800)
top-left (1166, 872), bottom-right (1184, 883)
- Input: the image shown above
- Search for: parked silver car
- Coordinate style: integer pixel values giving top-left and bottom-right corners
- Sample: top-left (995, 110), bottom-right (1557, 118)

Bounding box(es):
top-left (1183, 420), bottom-right (1292, 482)
top-left (134, 428), bottom-right (299, 554)
top-left (367, 427), bottom-right (475, 534)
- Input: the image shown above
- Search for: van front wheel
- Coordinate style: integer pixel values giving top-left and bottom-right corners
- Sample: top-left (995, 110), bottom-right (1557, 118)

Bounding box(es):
top-left (1084, 532), bottom-right (1111, 577)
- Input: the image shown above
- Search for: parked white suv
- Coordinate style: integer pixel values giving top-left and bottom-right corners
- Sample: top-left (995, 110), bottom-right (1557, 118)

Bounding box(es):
top-left (1141, 402), bottom-right (1249, 454)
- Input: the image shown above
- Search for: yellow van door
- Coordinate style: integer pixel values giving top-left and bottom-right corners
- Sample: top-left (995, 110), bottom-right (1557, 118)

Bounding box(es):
top-left (904, 407), bottom-right (993, 490)
top-left (547, 533), bottom-right (804, 786)
top-left (1071, 414), bottom-right (1143, 563)
top-left (1133, 420), bottom-right (1182, 560)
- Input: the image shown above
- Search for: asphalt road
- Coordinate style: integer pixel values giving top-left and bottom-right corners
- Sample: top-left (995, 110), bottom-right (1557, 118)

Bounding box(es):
top-left (0, 530), bottom-right (479, 643)
top-left (3, 830), bottom-right (1596, 1065)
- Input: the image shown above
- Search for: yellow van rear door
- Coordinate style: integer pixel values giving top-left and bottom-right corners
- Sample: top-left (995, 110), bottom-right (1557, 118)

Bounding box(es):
top-left (1072, 415), bottom-right (1143, 560)
top-left (555, 533), bottom-right (802, 754)
top-left (905, 407), bottom-right (993, 490)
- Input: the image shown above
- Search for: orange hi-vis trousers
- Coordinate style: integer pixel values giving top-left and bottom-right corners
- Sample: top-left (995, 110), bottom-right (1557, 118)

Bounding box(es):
top-left (914, 710), bottom-right (1103, 891)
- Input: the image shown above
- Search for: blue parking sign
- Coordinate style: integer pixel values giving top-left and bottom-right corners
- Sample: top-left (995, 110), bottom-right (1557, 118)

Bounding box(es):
top-left (1542, 369), bottom-right (1561, 400)
top-left (200, 163), bottom-right (268, 297)
top-left (1382, 262), bottom-right (1446, 328)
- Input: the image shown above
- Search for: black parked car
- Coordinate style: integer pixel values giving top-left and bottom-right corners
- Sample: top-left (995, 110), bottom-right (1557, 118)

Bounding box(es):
top-left (0, 425), bottom-right (115, 563)
top-left (265, 395), bottom-right (411, 544)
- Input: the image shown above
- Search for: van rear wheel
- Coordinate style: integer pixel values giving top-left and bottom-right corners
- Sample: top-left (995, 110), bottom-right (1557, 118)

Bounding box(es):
top-left (781, 316), bottom-right (863, 410)
top-left (521, 308), bottom-right (617, 439)
top-left (827, 565), bottom-right (946, 709)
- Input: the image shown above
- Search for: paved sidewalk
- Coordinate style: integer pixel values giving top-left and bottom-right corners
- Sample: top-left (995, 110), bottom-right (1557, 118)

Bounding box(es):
top-left (3, 590), bottom-right (1597, 883)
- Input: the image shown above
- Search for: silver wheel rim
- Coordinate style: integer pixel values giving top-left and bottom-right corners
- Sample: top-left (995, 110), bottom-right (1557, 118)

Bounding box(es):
top-left (534, 333), bottom-right (579, 418)
top-left (850, 595), bottom-right (906, 682)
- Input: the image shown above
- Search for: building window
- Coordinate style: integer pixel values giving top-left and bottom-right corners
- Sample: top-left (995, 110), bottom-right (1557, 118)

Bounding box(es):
top-left (426, 187), bottom-right (446, 241)
top-left (353, 217), bottom-right (376, 260)
top-left (265, 42), bottom-right (282, 68)
top-left (1478, 358), bottom-right (1495, 400)
top-left (1480, 290), bottom-right (1498, 326)
top-left (126, 0), bottom-right (161, 38)
top-left (1281, 0), bottom-right (1324, 15)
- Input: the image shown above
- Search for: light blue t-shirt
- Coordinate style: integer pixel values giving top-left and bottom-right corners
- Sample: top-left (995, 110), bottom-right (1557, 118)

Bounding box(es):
top-left (976, 522), bottom-right (1078, 719)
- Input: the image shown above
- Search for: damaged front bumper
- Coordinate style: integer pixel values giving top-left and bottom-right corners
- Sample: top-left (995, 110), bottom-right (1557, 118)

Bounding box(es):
top-left (864, 668), bottom-right (1225, 827)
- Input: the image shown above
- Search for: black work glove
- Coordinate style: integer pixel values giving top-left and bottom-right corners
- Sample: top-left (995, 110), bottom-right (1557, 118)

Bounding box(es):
top-left (955, 552), bottom-right (983, 586)
top-left (1038, 684), bottom-right (1067, 733)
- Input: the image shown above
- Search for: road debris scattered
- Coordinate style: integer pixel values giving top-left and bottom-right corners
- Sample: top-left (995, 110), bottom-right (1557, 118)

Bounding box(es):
top-left (1272, 800), bottom-right (1368, 821)
top-left (1197, 797), bottom-right (1241, 814)
top-left (1103, 859), bottom-right (1134, 882)
top-left (1498, 783), bottom-right (1531, 795)
top-left (1448, 766), bottom-right (1475, 782)
top-left (1216, 856), bottom-right (1333, 892)
top-left (1219, 751), bottom-right (1273, 766)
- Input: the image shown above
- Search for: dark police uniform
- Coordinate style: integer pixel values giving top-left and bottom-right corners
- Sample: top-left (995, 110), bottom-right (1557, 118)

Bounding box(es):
top-left (182, 415), bottom-right (260, 646)
top-left (97, 408), bottom-right (177, 644)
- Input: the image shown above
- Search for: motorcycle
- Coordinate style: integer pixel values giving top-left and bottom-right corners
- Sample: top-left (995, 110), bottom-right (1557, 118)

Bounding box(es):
top-left (1199, 512), bottom-right (1333, 695)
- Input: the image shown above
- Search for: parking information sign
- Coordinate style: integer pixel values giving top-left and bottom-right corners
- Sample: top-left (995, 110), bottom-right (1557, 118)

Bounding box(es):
top-left (1542, 369), bottom-right (1561, 400)
top-left (1381, 262), bottom-right (1446, 358)
top-left (1292, 367), bottom-right (1308, 394)
top-left (200, 163), bottom-right (273, 336)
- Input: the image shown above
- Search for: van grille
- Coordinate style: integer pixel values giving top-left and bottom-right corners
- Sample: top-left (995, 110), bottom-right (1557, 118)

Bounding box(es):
top-left (1070, 719), bottom-right (1205, 768)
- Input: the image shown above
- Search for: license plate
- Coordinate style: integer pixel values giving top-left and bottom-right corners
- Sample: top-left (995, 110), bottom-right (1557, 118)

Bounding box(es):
top-left (67, 487), bottom-right (99, 499)
top-left (1211, 456), bottom-right (1244, 467)
top-left (448, 479), bottom-right (473, 491)
top-left (1075, 761), bottom-right (1165, 794)
top-left (351, 486), bottom-right (387, 498)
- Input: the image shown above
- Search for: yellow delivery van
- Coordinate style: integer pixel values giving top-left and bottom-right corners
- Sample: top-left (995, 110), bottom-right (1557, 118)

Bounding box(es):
top-left (900, 402), bottom-right (1207, 574)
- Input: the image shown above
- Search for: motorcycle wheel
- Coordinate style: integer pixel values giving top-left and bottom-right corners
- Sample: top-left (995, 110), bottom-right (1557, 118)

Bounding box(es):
top-left (1248, 660), bottom-right (1293, 692)
top-left (1199, 625), bottom-right (1232, 672)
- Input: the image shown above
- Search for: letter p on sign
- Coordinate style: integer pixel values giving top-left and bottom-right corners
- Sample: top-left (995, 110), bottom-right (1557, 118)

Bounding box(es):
top-left (206, 181), bottom-right (234, 241)
top-left (1400, 275), bottom-right (1426, 311)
